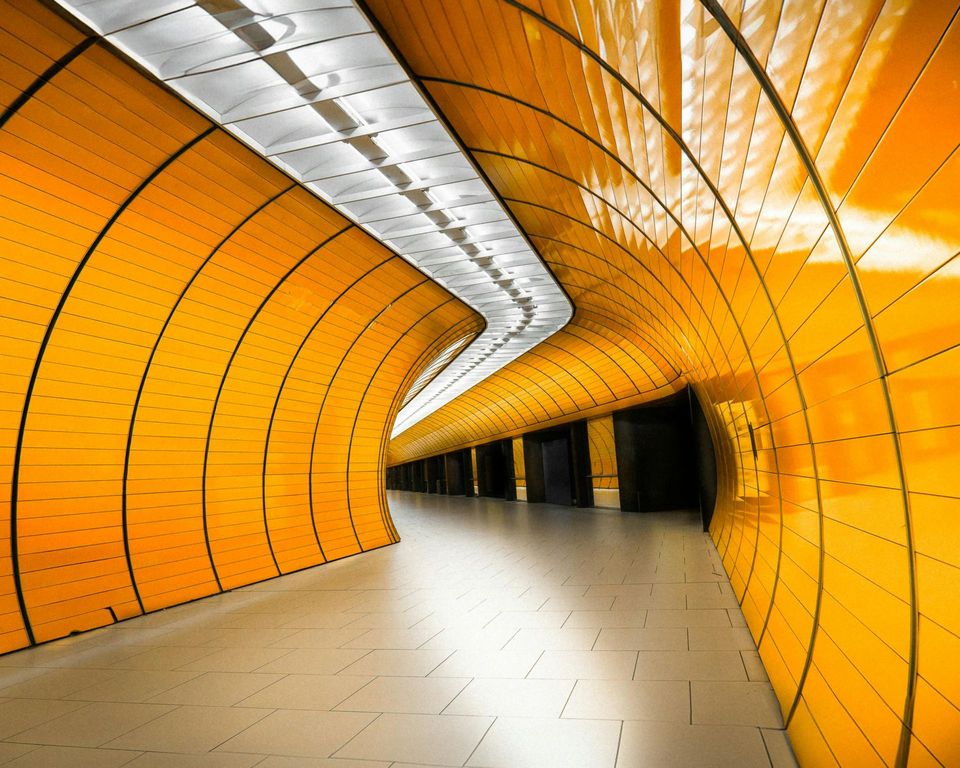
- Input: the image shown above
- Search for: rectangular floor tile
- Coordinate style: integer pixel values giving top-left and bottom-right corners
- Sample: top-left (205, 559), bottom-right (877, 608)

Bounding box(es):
top-left (123, 752), bottom-right (265, 767)
top-left (467, 717), bottom-right (620, 768)
top-left (270, 628), bottom-right (369, 649)
top-left (216, 710), bottom-right (376, 758)
top-left (617, 720), bottom-right (770, 768)
top-left (691, 681), bottom-right (783, 727)
top-left (177, 647), bottom-right (292, 673)
top-left (341, 627), bottom-right (440, 650)
top-left (485, 611), bottom-right (571, 630)
top-left (563, 610), bottom-right (647, 628)
top-left (688, 627), bottom-right (758, 651)
top-left (106, 706), bottom-right (271, 753)
top-left (338, 649), bottom-right (452, 677)
top-left (335, 676), bottom-right (469, 714)
top-left (237, 674), bottom-right (372, 710)
top-left (504, 627), bottom-right (601, 651)
top-left (444, 678), bottom-right (574, 718)
top-left (254, 758), bottom-right (390, 768)
top-left (254, 649), bottom-right (369, 675)
top-left (1, 746), bottom-right (140, 768)
top-left (7, 702), bottom-right (174, 747)
top-left (645, 609), bottom-right (731, 627)
top-left (0, 669), bottom-right (119, 700)
top-left (528, 650), bottom-right (638, 680)
top-left (335, 713), bottom-right (493, 765)
top-left (562, 679), bottom-right (689, 722)
top-left (593, 627), bottom-right (687, 651)
top-left (429, 649), bottom-right (543, 679)
top-left (539, 596), bottom-right (615, 612)
top-left (148, 671), bottom-right (282, 706)
top-left (66, 670), bottom-right (200, 703)
top-left (633, 651), bottom-right (747, 681)
top-left (419, 626), bottom-right (518, 650)
top-left (0, 698), bottom-right (88, 739)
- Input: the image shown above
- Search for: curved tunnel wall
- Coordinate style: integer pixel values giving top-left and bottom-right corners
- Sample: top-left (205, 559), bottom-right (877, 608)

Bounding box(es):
top-left (371, 1), bottom-right (960, 765)
top-left (0, 0), bottom-right (481, 653)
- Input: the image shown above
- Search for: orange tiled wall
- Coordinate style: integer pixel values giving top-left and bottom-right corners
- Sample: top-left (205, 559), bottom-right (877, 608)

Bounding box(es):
top-left (587, 416), bottom-right (618, 492)
top-left (372, 1), bottom-right (960, 764)
top-left (0, 0), bottom-right (480, 653)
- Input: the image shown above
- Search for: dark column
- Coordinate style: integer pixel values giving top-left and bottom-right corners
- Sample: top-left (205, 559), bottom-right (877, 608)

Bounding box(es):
top-left (523, 423), bottom-right (589, 507)
top-left (569, 420), bottom-right (593, 508)
top-left (462, 448), bottom-right (475, 497)
top-left (477, 440), bottom-right (511, 498)
top-left (445, 451), bottom-right (465, 495)
top-left (412, 460), bottom-right (426, 493)
top-left (502, 439), bottom-right (517, 501)
top-left (523, 435), bottom-right (545, 503)
top-left (689, 388), bottom-right (718, 530)
top-left (541, 433), bottom-right (572, 505)
top-left (613, 391), bottom-right (698, 513)
top-left (425, 455), bottom-right (445, 494)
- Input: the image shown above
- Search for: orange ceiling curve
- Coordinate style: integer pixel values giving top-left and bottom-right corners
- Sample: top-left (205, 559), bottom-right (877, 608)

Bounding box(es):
top-left (0, 0), bottom-right (480, 652)
top-left (368, 1), bottom-right (960, 765)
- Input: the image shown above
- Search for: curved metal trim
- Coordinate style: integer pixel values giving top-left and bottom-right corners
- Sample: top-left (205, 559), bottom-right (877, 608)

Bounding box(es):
top-left (9, 126), bottom-right (215, 644)
top-left (699, 2), bottom-right (917, 757)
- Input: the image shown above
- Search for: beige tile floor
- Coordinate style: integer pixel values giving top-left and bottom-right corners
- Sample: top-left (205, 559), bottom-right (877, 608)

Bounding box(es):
top-left (0, 492), bottom-right (799, 767)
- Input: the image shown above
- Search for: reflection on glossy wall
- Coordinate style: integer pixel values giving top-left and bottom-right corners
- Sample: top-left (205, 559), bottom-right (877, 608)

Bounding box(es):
top-left (0, 0), bottom-right (479, 653)
top-left (372, 0), bottom-right (960, 765)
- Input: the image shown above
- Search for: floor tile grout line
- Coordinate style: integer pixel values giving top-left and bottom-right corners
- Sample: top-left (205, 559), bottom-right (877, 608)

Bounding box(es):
top-left (461, 714), bottom-right (498, 767)
top-left (328, 710), bottom-right (383, 761)
top-left (558, 677), bottom-right (579, 719)
top-left (613, 719), bottom-right (624, 768)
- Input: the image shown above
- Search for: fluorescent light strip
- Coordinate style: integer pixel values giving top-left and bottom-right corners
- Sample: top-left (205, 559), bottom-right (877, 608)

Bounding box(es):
top-left (55, 0), bottom-right (571, 436)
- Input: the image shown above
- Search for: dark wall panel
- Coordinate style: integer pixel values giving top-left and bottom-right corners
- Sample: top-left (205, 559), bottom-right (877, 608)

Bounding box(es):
top-left (614, 393), bottom-right (698, 513)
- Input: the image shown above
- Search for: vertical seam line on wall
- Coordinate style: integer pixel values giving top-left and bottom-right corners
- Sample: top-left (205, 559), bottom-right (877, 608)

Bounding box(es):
top-left (379, 318), bottom-right (480, 538)
top-left (699, 2), bottom-right (917, 760)
top-left (0, 32), bottom-right (95, 647)
top-left (122, 182), bottom-right (295, 612)
top-left (201, 222), bottom-right (354, 587)
top-left (9, 124), bottom-right (215, 644)
top-left (308, 278), bottom-right (430, 553)
top-left (261, 254), bottom-right (396, 567)
top-left (347, 296), bottom-right (457, 547)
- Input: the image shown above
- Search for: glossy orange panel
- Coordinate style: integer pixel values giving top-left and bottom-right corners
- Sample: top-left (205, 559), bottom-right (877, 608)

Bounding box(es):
top-left (0, 2), bottom-right (480, 651)
top-left (371, 1), bottom-right (960, 765)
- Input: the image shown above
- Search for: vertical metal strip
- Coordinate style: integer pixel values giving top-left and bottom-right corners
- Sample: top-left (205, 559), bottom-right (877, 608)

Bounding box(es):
top-left (699, 3), bottom-right (918, 762)
top-left (9, 125), bottom-right (215, 644)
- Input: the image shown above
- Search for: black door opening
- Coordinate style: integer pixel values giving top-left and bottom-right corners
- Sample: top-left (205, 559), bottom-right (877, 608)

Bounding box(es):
top-left (613, 387), bottom-right (716, 526)
top-left (444, 451), bottom-right (464, 495)
top-left (476, 439), bottom-right (515, 500)
top-left (523, 421), bottom-right (592, 507)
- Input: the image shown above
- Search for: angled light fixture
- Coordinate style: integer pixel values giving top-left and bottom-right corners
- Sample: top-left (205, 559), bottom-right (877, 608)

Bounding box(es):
top-left (54, 0), bottom-right (572, 436)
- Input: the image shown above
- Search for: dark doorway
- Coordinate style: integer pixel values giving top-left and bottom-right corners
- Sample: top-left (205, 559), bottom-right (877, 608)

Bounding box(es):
top-left (411, 460), bottom-right (426, 493)
top-left (689, 390), bottom-right (719, 530)
top-left (425, 455), bottom-right (445, 494)
top-left (542, 435), bottom-right (572, 505)
top-left (523, 421), bottom-right (592, 507)
top-left (462, 448), bottom-right (475, 497)
top-left (476, 439), bottom-right (515, 499)
top-left (444, 451), bottom-right (465, 495)
top-left (613, 388), bottom-right (716, 523)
